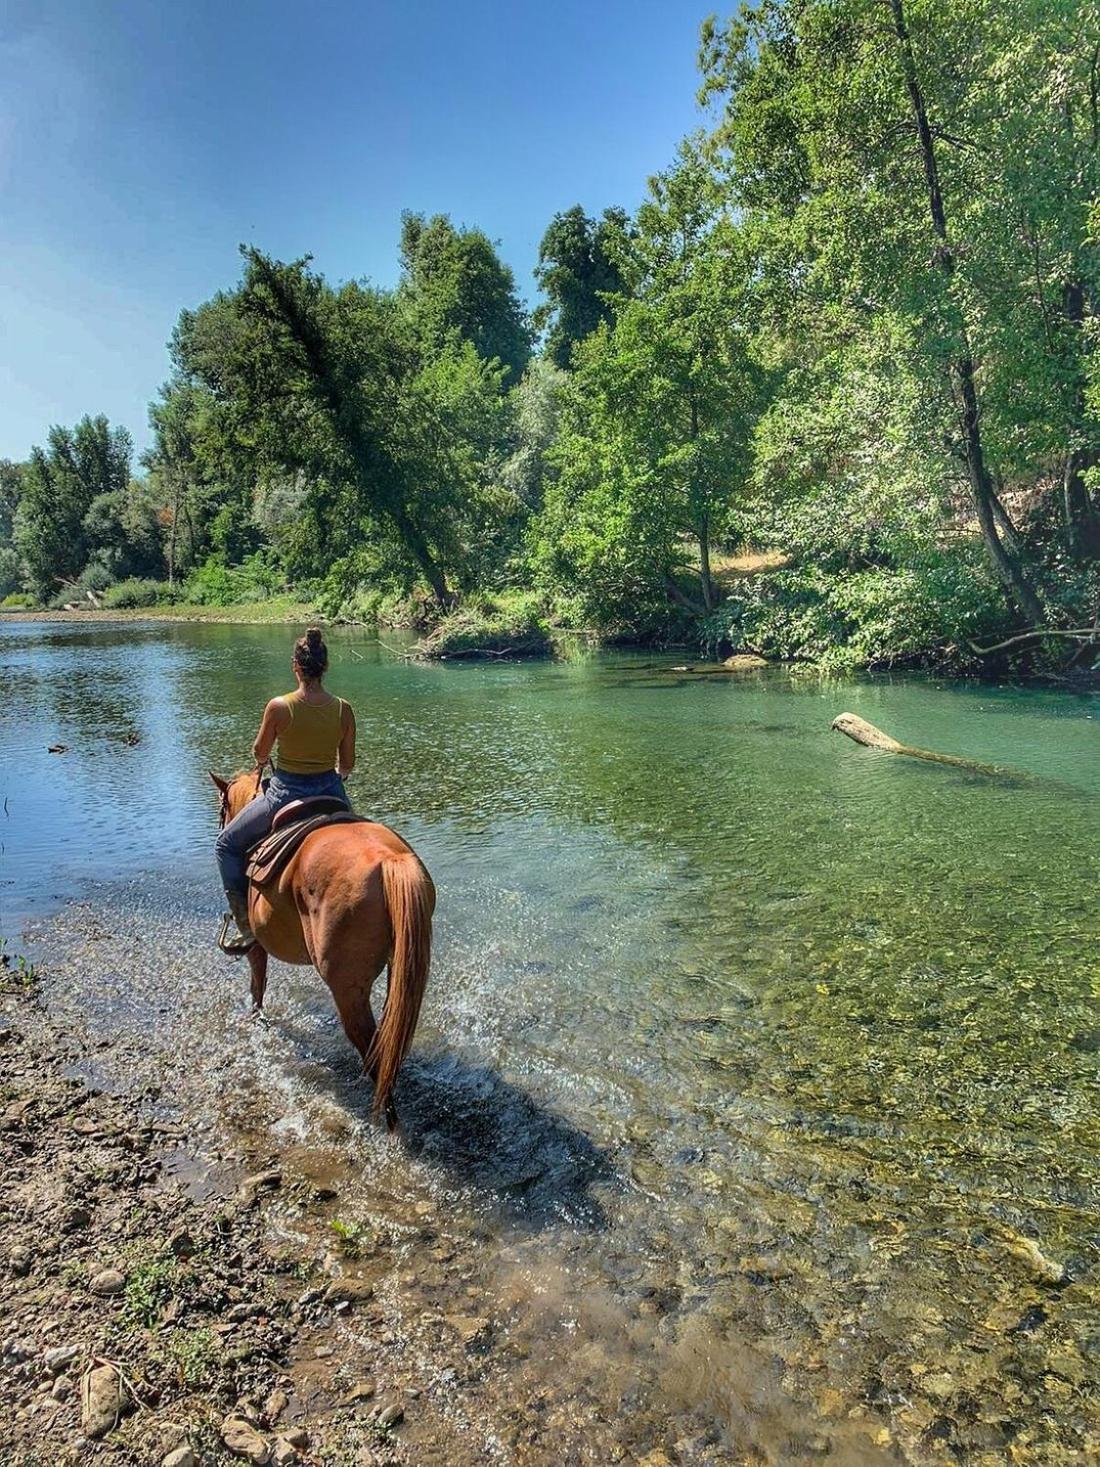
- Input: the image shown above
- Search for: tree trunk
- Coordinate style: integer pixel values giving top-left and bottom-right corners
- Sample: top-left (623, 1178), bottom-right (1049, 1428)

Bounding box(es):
top-left (887, 0), bottom-right (1044, 625)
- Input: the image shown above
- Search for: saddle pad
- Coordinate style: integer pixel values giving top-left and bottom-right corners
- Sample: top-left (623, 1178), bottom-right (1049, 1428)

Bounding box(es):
top-left (247, 811), bottom-right (367, 889)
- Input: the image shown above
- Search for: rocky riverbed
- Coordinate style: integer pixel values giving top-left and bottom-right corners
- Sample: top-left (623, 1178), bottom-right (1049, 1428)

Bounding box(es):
top-left (0, 969), bottom-right (456, 1466)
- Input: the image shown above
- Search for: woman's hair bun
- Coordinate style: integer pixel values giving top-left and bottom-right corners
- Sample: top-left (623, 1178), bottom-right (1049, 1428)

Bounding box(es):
top-left (294, 626), bottom-right (329, 678)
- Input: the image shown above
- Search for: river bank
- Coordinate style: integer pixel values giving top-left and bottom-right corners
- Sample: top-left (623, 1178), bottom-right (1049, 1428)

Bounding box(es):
top-left (0, 598), bottom-right (319, 627)
top-left (0, 955), bottom-right (477, 1467)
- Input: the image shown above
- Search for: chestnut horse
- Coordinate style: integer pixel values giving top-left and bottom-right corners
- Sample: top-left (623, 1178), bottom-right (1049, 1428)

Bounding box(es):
top-left (211, 770), bottom-right (435, 1124)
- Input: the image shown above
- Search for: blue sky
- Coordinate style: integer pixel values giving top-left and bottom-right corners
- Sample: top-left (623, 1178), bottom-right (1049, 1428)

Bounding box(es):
top-left (0, 0), bottom-right (714, 461)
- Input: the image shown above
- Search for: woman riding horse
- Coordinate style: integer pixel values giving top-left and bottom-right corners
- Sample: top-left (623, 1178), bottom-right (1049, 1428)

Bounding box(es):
top-left (215, 626), bottom-right (355, 953)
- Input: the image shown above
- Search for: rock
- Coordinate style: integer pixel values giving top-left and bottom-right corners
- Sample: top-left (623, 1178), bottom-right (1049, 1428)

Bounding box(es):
top-left (723, 653), bottom-right (768, 670)
top-left (168, 1227), bottom-right (196, 1259)
top-left (52, 1374), bottom-right (74, 1401)
top-left (90, 1268), bottom-right (126, 1296)
top-left (313, 1345), bottom-right (333, 1359)
top-left (922, 1372), bottom-right (956, 1402)
top-left (338, 1379), bottom-right (376, 1407)
top-left (164, 1449), bottom-right (197, 1467)
top-left (264, 1387), bottom-right (289, 1424)
top-left (323, 1277), bottom-right (374, 1305)
top-left (238, 1169), bottom-right (282, 1208)
top-left (81, 1363), bottom-right (124, 1439)
top-left (63, 1206), bottom-right (92, 1232)
top-left (221, 1415), bottom-right (272, 1463)
top-left (272, 1441), bottom-right (298, 1467)
top-left (375, 1402), bottom-right (404, 1428)
top-left (9, 1245), bottom-right (31, 1277)
top-left (44, 1344), bottom-right (79, 1374)
top-left (994, 1227), bottom-right (1066, 1286)
top-left (443, 1313), bottom-right (491, 1346)
top-left (283, 1428), bottom-right (309, 1449)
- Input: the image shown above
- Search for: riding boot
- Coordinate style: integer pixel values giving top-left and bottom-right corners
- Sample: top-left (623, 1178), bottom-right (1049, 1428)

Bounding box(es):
top-left (219, 890), bottom-right (255, 956)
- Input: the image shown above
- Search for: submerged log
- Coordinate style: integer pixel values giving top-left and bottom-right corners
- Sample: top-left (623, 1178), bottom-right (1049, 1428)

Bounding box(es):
top-left (831, 711), bottom-right (1013, 778)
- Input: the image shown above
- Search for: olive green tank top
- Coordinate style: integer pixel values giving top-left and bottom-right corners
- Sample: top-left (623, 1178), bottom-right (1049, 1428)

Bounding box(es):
top-left (276, 690), bottom-right (343, 775)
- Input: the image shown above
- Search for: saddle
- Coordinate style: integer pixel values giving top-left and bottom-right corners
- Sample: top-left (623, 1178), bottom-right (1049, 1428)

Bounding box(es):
top-left (247, 797), bottom-right (367, 889)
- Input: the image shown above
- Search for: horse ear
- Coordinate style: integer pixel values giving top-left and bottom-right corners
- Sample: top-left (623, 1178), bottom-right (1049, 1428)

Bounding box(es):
top-left (209, 771), bottom-right (230, 794)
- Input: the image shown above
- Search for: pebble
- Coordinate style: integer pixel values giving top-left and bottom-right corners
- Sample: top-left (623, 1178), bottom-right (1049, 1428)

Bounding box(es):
top-left (52, 1374), bottom-right (74, 1401)
top-left (323, 1277), bottom-right (374, 1304)
top-left (81, 1362), bottom-right (124, 1439)
top-left (168, 1227), bottom-right (196, 1259)
top-left (283, 1428), bottom-right (309, 1448)
top-left (375, 1402), bottom-right (404, 1429)
top-left (272, 1441), bottom-right (298, 1466)
top-left (44, 1344), bottom-right (79, 1374)
top-left (339, 1379), bottom-right (376, 1407)
top-left (163, 1449), bottom-right (197, 1467)
top-left (9, 1245), bottom-right (32, 1277)
top-left (90, 1268), bottom-right (126, 1296)
top-left (313, 1345), bottom-right (334, 1359)
top-left (238, 1169), bottom-right (282, 1208)
top-left (221, 1414), bottom-right (272, 1463)
top-left (264, 1386), bottom-right (289, 1424)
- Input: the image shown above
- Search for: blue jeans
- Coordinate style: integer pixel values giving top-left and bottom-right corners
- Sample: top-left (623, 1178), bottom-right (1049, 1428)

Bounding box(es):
top-left (215, 769), bottom-right (350, 897)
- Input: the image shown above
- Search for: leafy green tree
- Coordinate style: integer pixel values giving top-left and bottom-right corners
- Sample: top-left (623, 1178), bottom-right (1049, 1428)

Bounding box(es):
top-left (500, 358), bottom-right (568, 509)
top-left (174, 248), bottom-right (514, 608)
top-left (399, 213), bottom-right (532, 383)
top-left (0, 459), bottom-right (24, 543)
top-left (700, 0), bottom-right (1100, 632)
top-left (14, 416), bottom-right (132, 598)
top-left (82, 480), bottom-right (163, 581)
top-left (534, 145), bottom-right (769, 630)
top-left (533, 206), bottom-right (629, 368)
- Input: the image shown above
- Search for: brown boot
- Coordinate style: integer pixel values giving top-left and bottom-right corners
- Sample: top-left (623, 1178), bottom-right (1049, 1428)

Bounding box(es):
top-left (218, 890), bottom-right (255, 956)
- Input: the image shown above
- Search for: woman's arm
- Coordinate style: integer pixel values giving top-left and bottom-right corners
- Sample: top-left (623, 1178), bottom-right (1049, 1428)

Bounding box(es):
top-left (338, 700), bottom-right (356, 776)
top-left (252, 698), bottom-right (288, 766)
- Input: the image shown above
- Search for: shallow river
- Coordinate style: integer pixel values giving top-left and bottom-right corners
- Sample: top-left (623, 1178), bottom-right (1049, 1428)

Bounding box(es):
top-left (2, 620), bottom-right (1099, 1463)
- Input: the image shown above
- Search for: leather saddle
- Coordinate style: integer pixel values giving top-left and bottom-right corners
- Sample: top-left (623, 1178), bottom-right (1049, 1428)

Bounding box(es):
top-left (247, 798), bottom-right (366, 889)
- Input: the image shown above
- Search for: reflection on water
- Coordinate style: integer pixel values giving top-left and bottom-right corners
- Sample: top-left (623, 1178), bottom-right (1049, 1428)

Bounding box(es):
top-left (3, 620), bottom-right (1100, 1462)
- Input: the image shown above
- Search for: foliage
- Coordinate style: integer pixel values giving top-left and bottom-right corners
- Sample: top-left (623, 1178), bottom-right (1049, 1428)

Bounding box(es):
top-left (532, 143), bottom-right (771, 634)
top-left (183, 549), bottom-right (282, 605)
top-left (415, 592), bottom-right (551, 659)
top-left (101, 577), bottom-right (181, 610)
top-left (14, 416), bottom-right (133, 598)
top-left (399, 212), bottom-right (533, 383)
top-left (534, 206), bottom-right (629, 368)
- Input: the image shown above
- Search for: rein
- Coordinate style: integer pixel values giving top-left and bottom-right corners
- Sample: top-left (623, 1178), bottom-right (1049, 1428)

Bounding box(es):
top-left (219, 761), bottom-right (269, 829)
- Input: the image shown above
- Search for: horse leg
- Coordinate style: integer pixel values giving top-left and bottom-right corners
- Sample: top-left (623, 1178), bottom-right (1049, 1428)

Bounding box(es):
top-left (327, 968), bottom-right (398, 1131)
top-left (247, 944), bottom-right (269, 1013)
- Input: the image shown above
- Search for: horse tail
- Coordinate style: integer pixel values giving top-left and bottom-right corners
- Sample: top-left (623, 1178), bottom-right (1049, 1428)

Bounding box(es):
top-left (369, 851), bottom-right (433, 1118)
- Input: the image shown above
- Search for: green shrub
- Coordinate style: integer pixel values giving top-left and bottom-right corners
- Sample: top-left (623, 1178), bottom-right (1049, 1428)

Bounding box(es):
top-left (707, 544), bottom-right (1008, 671)
top-left (184, 550), bottom-right (283, 606)
top-left (101, 578), bottom-right (179, 609)
top-left (1, 592), bottom-right (33, 609)
top-left (416, 592), bottom-right (552, 659)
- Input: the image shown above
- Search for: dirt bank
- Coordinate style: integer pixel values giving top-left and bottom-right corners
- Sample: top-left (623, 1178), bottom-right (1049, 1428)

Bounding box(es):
top-left (0, 961), bottom-right (495, 1467)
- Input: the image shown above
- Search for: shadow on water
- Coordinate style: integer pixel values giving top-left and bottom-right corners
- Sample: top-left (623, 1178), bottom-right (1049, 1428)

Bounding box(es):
top-left (400, 1051), bottom-right (614, 1231)
top-left (275, 1018), bottom-right (614, 1232)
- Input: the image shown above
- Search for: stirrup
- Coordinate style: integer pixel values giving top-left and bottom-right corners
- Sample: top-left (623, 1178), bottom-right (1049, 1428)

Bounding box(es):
top-left (218, 911), bottom-right (255, 957)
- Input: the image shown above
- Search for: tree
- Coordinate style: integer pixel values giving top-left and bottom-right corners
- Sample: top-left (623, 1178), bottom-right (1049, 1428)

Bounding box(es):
top-left (700, 0), bottom-right (1100, 630)
top-left (399, 213), bottom-right (532, 383)
top-left (14, 416), bottom-right (132, 597)
top-left (173, 249), bottom-right (514, 609)
top-left (534, 146), bottom-right (769, 629)
top-left (533, 206), bottom-right (629, 368)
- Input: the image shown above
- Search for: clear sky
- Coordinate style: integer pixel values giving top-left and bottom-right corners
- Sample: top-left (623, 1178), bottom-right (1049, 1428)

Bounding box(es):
top-left (0, 0), bottom-right (714, 461)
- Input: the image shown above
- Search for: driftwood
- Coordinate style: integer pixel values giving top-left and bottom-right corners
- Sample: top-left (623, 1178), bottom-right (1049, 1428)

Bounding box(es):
top-left (831, 712), bottom-right (1012, 778)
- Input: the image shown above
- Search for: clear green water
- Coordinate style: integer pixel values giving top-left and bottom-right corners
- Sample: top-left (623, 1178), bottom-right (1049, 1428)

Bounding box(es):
top-left (2, 620), bottom-right (1099, 1462)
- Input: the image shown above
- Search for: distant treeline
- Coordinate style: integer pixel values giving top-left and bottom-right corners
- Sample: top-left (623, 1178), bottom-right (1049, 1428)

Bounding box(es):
top-left (3, 0), bottom-right (1099, 673)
